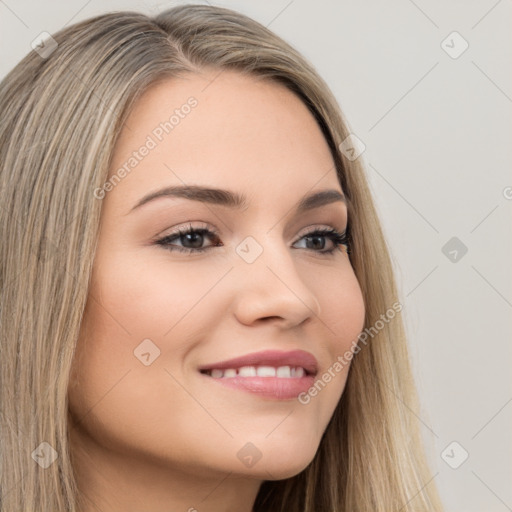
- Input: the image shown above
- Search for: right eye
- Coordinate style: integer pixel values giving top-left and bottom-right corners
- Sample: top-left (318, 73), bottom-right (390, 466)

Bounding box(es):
top-left (155, 223), bottom-right (222, 254)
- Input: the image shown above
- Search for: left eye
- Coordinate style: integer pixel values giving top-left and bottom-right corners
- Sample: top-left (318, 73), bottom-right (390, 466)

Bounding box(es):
top-left (155, 225), bottom-right (350, 255)
top-left (292, 228), bottom-right (349, 254)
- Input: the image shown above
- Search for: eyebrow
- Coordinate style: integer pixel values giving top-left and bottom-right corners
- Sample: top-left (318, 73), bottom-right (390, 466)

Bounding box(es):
top-left (128, 185), bottom-right (346, 214)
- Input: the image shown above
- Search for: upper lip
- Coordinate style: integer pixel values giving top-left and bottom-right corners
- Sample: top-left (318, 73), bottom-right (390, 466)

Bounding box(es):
top-left (198, 349), bottom-right (318, 376)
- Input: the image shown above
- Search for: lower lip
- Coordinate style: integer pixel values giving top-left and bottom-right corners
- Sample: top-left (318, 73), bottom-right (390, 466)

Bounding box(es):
top-left (201, 374), bottom-right (315, 400)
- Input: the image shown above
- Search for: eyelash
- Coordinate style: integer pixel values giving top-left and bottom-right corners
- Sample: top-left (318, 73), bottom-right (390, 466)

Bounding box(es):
top-left (155, 223), bottom-right (350, 256)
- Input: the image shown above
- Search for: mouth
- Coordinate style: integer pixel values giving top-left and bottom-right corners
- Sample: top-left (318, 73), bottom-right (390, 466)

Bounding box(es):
top-left (197, 349), bottom-right (318, 400)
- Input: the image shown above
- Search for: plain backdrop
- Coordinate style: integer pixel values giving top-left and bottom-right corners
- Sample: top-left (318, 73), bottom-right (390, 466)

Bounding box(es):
top-left (1, 1), bottom-right (511, 510)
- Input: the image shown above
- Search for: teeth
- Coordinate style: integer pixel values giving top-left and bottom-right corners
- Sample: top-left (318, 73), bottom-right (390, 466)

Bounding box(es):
top-left (238, 366), bottom-right (257, 377)
top-left (291, 367), bottom-right (305, 378)
top-left (256, 366), bottom-right (276, 377)
top-left (205, 365), bottom-right (307, 379)
top-left (276, 366), bottom-right (291, 378)
top-left (211, 369), bottom-right (223, 379)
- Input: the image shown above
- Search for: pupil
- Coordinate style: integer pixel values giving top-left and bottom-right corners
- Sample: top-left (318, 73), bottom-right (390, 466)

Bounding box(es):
top-left (183, 232), bottom-right (203, 248)
top-left (308, 235), bottom-right (325, 250)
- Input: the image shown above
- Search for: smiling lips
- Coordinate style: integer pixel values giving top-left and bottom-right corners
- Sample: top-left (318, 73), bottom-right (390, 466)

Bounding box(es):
top-left (198, 349), bottom-right (318, 400)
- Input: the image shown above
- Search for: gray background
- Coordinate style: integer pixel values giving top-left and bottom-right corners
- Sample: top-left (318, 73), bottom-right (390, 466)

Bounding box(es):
top-left (1, 1), bottom-right (511, 510)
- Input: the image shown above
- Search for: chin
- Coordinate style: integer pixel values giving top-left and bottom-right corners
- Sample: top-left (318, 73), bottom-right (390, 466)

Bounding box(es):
top-left (247, 454), bottom-right (316, 481)
top-left (236, 437), bottom-right (320, 481)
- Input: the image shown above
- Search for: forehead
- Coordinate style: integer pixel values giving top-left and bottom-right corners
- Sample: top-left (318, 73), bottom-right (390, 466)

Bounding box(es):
top-left (108, 70), bottom-right (342, 211)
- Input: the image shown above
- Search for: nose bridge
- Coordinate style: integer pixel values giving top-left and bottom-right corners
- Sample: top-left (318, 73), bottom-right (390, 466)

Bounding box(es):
top-left (232, 229), bottom-right (321, 325)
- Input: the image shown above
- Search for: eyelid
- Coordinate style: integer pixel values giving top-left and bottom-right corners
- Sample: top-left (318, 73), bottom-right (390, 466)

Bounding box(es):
top-left (295, 223), bottom-right (347, 239)
top-left (153, 222), bottom-right (219, 242)
top-left (156, 221), bottom-right (347, 244)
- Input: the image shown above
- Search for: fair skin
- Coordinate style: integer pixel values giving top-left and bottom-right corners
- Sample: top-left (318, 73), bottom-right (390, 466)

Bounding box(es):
top-left (67, 69), bottom-right (365, 512)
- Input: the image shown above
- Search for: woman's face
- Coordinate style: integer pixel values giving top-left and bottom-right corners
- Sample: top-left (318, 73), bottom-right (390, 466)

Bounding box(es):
top-left (68, 70), bottom-right (365, 487)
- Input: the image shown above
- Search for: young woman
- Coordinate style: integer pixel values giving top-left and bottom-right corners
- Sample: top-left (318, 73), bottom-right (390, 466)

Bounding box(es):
top-left (0, 4), bottom-right (443, 511)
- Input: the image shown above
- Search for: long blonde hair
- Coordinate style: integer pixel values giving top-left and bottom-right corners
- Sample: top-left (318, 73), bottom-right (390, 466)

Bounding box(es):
top-left (0, 4), bottom-right (443, 511)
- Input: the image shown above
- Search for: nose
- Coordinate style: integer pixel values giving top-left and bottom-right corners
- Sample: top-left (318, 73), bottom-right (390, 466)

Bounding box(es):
top-left (232, 238), bottom-right (322, 329)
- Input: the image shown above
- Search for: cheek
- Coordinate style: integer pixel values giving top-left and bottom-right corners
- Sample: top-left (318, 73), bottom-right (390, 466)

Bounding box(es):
top-left (89, 248), bottom-right (231, 339)
top-left (297, 263), bottom-right (365, 421)
top-left (305, 260), bottom-right (366, 351)
top-left (66, 260), bottom-right (203, 457)
top-left (67, 251), bottom-right (231, 423)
